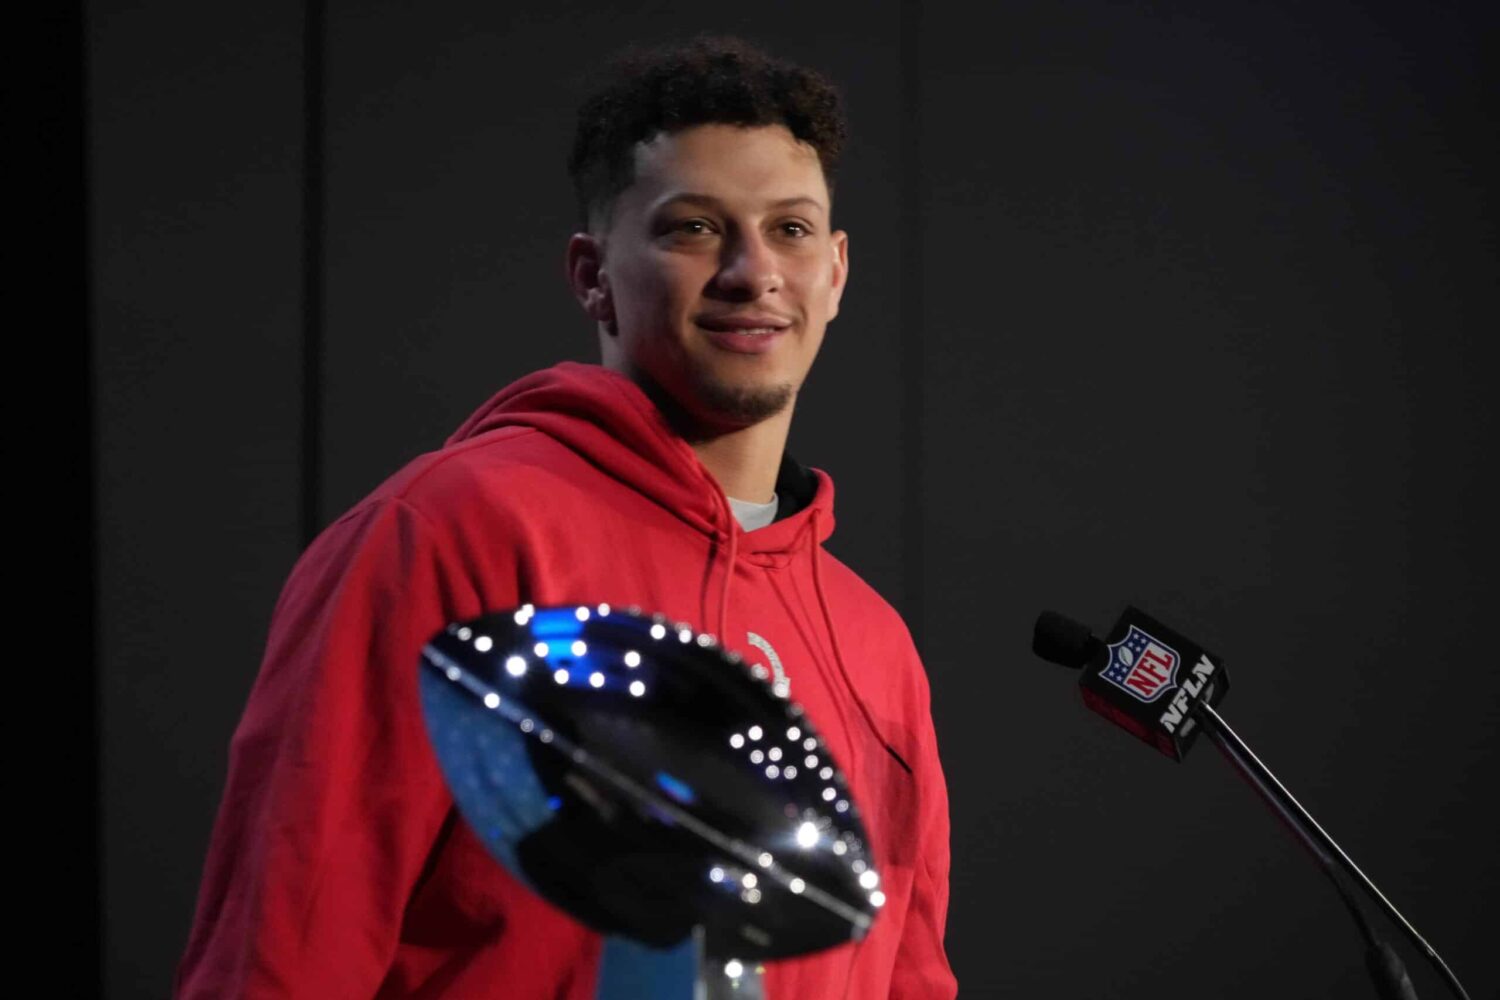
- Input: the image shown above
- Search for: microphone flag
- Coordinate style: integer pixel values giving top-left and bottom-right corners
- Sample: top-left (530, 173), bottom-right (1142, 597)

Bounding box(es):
top-left (1079, 606), bottom-right (1231, 761)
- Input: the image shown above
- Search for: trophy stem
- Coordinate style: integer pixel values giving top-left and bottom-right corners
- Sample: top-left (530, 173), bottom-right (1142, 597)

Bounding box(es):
top-left (694, 926), bottom-right (766, 1000)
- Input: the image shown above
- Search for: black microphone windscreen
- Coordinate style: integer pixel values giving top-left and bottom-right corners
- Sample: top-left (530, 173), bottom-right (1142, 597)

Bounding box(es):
top-left (1032, 611), bottom-right (1101, 669)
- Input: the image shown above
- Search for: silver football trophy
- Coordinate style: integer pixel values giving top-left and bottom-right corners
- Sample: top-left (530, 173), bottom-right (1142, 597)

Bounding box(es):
top-left (419, 604), bottom-right (884, 998)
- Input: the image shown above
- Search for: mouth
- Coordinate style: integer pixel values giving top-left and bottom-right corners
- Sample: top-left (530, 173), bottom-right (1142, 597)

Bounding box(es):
top-left (696, 316), bottom-right (793, 335)
top-left (707, 327), bottom-right (782, 336)
top-left (696, 319), bottom-right (791, 355)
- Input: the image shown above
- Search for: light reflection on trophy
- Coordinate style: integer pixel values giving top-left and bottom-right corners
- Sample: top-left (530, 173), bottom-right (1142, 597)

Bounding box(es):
top-left (419, 604), bottom-right (884, 999)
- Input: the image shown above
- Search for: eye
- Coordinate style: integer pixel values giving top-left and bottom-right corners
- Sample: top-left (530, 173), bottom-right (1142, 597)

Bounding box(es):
top-left (654, 216), bottom-right (719, 245)
top-left (778, 220), bottom-right (813, 238)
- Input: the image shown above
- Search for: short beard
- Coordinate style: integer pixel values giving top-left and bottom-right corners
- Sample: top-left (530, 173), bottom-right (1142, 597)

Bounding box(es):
top-left (689, 371), bottom-right (796, 428)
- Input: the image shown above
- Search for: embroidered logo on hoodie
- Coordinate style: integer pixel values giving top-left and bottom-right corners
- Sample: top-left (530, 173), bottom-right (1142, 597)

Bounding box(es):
top-left (746, 631), bottom-right (789, 697)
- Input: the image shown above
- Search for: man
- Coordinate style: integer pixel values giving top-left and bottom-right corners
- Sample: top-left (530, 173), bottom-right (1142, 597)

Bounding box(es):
top-left (177, 36), bottom-right (955, 998)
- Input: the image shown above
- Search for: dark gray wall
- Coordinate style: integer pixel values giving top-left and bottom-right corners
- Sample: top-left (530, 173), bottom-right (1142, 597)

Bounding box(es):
top-left (920, 5), bottom-right (1497, 998)
top-left (92, 2), bottom-right (1496, 997)
top-left (90, 2), bottom-right (305, 995)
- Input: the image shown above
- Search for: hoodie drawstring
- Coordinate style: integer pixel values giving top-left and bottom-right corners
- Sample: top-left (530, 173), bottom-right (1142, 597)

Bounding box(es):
top-left (807, 507), bottom-right (891, 1000)
top-left (715, 490), bottom-right (738, 641)
top-left (716, 498), bottom-right (902, 766)
top-left (806, 508), bottom-right (902, 767)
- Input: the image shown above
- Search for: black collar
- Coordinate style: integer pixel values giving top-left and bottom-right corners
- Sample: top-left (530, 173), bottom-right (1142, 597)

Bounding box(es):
top-left (773, 453), bottom-right (818, 522)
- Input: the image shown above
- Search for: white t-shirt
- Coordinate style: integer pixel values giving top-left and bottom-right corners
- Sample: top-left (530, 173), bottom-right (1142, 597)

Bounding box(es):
top-left (727, 493), bottom-right (779, 531)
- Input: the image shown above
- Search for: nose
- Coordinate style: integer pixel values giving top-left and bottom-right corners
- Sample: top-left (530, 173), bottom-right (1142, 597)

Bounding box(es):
top-left (712, 230), bottom-right (782, 300)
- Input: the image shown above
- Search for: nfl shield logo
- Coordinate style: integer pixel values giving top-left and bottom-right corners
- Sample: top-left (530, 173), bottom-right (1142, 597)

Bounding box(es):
top-left (1102, 625), bottom-right (1180, 703)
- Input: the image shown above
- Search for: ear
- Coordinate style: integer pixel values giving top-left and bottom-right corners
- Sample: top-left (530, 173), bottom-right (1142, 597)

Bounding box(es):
top-left (826, 229), bottom-right (850, 321)
top-left (566, 232), bottom-right (614, 330)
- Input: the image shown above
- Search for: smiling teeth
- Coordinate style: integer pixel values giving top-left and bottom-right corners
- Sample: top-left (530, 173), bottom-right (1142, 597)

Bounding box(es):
top-left (702, 324), bottom-right (783, 336)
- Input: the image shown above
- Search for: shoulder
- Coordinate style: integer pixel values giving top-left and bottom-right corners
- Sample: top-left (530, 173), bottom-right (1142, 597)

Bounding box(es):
top-left (352, 427), bottom-right (604, 529)
top-left (815, 549), bottom-right (916, 649)
top-left (814, 547), bottom-right (935, 706)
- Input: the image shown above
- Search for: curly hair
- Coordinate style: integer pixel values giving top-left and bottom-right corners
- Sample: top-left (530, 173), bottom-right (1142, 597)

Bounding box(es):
top-left (568, 36), bottom-right (848, 230)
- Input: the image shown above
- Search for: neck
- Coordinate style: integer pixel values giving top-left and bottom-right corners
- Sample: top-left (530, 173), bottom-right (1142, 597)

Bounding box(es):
top-left (599, 355), bottom-right (794, 502)
top-left (688, 406), bottom-right (792, 503)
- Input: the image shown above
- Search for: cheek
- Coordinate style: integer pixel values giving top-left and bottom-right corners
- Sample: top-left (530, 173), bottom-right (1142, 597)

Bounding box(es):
top-left (616, 258), bottom-right (699, 317)
top-left (790, 260), bottom-right (835, 311)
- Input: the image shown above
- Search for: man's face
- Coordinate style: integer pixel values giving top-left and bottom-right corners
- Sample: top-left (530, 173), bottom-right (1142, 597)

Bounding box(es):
top-left (587, 124), bottom-right (849, 431)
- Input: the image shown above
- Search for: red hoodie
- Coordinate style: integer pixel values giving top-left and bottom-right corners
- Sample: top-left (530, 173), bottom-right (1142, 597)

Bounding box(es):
top-left (176, 363), bottom-right (956, 999)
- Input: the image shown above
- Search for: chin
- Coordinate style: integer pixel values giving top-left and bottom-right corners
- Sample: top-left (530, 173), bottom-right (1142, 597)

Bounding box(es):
top-left (687, 369), bottom-right (796, 427)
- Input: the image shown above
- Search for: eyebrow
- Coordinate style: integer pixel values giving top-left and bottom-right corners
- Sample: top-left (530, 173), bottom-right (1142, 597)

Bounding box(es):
top-left (653, 193), bottom-right (828, 215)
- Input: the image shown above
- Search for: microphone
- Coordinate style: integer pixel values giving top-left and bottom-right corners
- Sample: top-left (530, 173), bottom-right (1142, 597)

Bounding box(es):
top-left (1032, 607), bottom-right (1471, 1000)
top-left (1032, 605), bottom-right (1229, 762)
top-left (1030, 611), bottom-right (1098, 669)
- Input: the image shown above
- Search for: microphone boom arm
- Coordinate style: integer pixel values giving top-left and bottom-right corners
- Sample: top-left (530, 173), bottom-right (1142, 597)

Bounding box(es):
top-left (1198, 703), bottom-right (1469, 1000)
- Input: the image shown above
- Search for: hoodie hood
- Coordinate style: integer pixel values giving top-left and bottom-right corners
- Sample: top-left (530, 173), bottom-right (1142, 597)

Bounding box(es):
top-left (446, 361), bottom-right (886, 770)
top-left (447, 362), bottom-right (835, 553)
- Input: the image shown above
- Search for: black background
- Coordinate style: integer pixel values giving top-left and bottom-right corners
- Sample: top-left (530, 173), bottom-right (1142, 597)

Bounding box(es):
top-left (79, 1), bottom-right (1496, 997)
